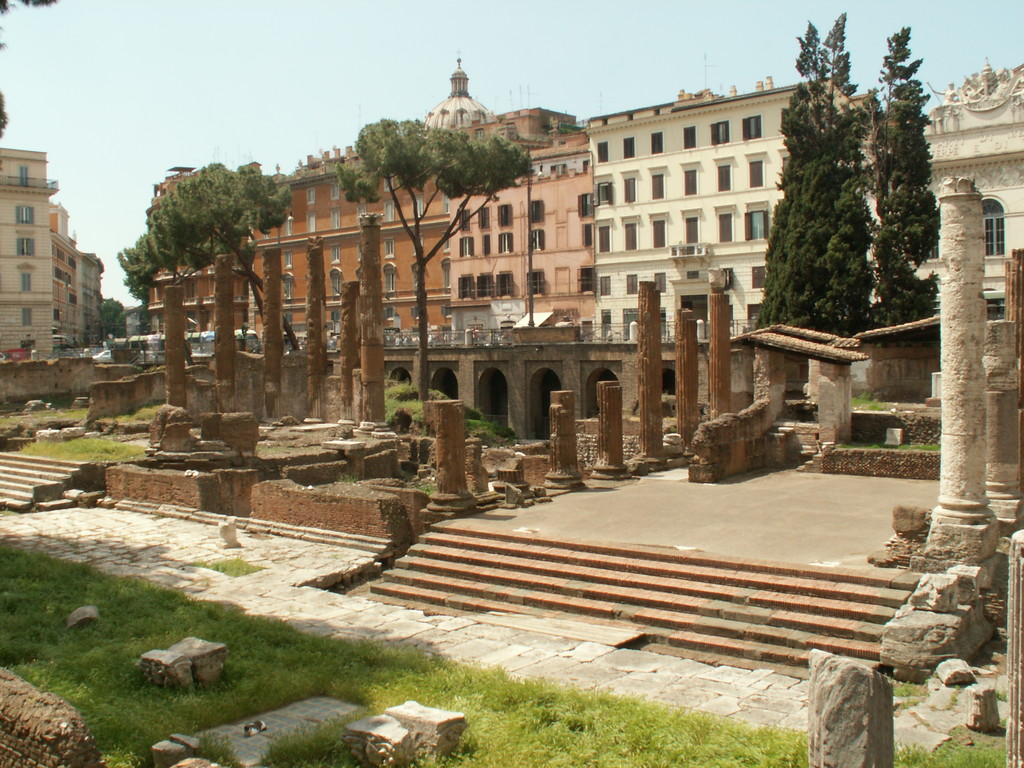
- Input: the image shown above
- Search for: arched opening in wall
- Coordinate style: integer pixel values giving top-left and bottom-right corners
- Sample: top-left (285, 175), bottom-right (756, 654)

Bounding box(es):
top-left (477, 367), bottom-right (509, 426)
top-left (583, 368), bottom-right (618, 418)
top-left (387, 366), bottom-right (412, 384)
top-left (431, 367), bottom-right (459, 399)
top-left (529, 367), bottom-right (562, 439)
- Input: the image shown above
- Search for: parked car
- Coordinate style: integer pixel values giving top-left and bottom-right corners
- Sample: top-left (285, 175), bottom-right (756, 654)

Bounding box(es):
top-left (92, 349), bottom-right (113, 362)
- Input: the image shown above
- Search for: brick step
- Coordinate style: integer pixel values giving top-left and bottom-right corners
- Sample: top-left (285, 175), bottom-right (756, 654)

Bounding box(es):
top-left (419, 532), bottom-right (913, 608)
top-left (663, 629), bottom-right (810, 667)
top-left (403, 548), bottom-right (895, 628)
top-left (0, 477), bottom-right (65, 503)
top-left (434, 523), bottom-right (918, 592)
top-left (0, 483), bottom-right (34, 502)
top-left (0, 454), bottom-right (86, 473)
top-left (643, 642), bottom-right (810, 679)
top-left (0, 464), bottom-right (77, 483)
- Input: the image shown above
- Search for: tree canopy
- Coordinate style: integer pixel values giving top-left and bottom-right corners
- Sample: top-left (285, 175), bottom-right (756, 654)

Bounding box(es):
top-left (338, 119), bottom-right (529, 399)
top-left (0, 0), bottom-right (57, 137)
top-left (99, 298), bottom-right (126, 339)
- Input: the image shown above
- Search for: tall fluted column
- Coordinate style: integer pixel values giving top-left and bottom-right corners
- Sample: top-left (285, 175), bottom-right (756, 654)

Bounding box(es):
top-left (637, 281), bottom-right (664, 464)
top-left (591, 380), bottom-right (628, 480)
top-left (425, 400), bottom-right (476, 516)
top-left (985, 320), bottom-right (1021, 529)
top-left (305, 236), bottom-right (326, 421)
top-left (213, 253), bottom-right (235, 412)
top-left (1008, 531), bottom-right (1024, 766)
top-left (708, 268), bottom-right (732, 418)
top-left (338, 280), bottom-right (361, 425)
top-left (675, 308), bottom-right (699, 448)
top-left (358, 214), bottom-right (386, 431)
top-left (545, 390), bottom-right (584, 490)
top-left (262, 248), bottom-right (283, 420)
top-left (163, 284), bottom-right (186, 409)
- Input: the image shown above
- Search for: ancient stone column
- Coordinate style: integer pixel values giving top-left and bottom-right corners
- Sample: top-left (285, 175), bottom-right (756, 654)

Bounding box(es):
top-left (213, 252), bottom-right (235, 412)
top-left (708, 268), bottom-right (732, 418)
top-left (637, 281), bottom-right (664, 464)
top-left (262, 247), bottom-right (283, 420)
top-left (1012, 250), bottom-right (1024, 495)
top-left (338, 280), bottom-right (361, 425)
top-left (163, 284), bottom-right (186, 409)
top-left (425, 400), bottom-right (476, 516)
top-left (675, 308), bottom-right (699, 449)
top-left (591, 380), bottom-right (628, 480)
top-left (753, 346), bottom-right (786, 422)
top-left (305, 236), bottom-right (326, 421)
top-left (985, 320), bottom-right (1022, 529)
top-left (358, 214), bottom-right (386, 432)
top-left (545, 390), bottom-right (584, 490)
top-left (1008, 531), bottom-right (1024, 766)
top-left (817, 362), bottom-right (853, 444)
top-left (921, 178), bottom-right (998, 570)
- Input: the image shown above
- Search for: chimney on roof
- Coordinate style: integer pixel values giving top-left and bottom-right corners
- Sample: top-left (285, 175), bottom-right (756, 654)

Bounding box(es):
top-left (677, 89), bottom-right (690, 101)
top-left (729, 85), bottom-right (737, 97)
top-left (755, 80), bottom-right (764, 92)
top-left (766, 76), bottom-right (774, 89)
top-left (307, 154), bottom-right (315, 166)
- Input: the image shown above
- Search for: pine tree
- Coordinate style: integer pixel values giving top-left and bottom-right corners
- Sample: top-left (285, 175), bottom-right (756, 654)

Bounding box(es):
top-left (864, 27), bottom-right (939, 328)
top-left (759, 15), bottom-right (874, 336)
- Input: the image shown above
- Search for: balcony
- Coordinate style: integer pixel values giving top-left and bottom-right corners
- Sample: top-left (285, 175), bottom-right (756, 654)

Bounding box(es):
top-left (0, 175), bottom-right (59, 192)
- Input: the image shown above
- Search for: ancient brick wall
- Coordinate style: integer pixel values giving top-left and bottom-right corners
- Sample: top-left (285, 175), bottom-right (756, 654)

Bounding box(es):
top-left (851, 411), bottom-right (941, 445)
top-left (361, 481), bottom-right (429, 543)
top-left (858, 343), bottom-right (939, 402)
top-left (106, 464), bottom-right (220, 512)
top-left (820, 446), bottom-right (940, 480)
top-left (0, 358), bottom-right (134, 404)
top-left (86, 369), bottom-right (165, 420)
top-left (688, 400), bottom-right (775, 483)
top-left (0, 668), bottom-right (106, 768)
top-left (575, 418), bottom-right (640, 469)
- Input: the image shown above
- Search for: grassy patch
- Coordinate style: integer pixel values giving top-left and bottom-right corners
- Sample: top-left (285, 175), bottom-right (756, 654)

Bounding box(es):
top-left (0, 546), bottom-right (1002, 768)
top-left (191, 558), bottom-right (264, 577)
top-left (385, 382), bottom-right (515, 444)
top-left (19, 438), bottom-right (146, 463)
top-left (851, 393), bottom-right (893, 411)
top-left (119, 404), bottom-right (162, 422)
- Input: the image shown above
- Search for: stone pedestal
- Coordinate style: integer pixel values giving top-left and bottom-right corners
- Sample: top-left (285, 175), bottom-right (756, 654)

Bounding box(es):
top-left (708, 269), bottom-right (732, 418)
top-left (753, 346), bottom-right (786, 422)
top-left (425, 401), bottom-right (476, 516)
top-left (359, 214), bottom-right (386, 427)
top-left (674, 308), bottom-right (699, 449)
top-left (922, 178), bottom-right (998, 569)
top-left (163, 284), bottom-right (187, 409)
top-left (213, 253), bottom-right (235, 412)
top-left (985, 320), bottom-right (1022, 529)
top-left (338, 280), bottom-right (361, 425)
top-left (591, 380), bottom-right (628, 480)
top-left (637, 281), bottom-right (664, 465)
top-left (545, 390), bottom-right (584, 490)
top-left (262, 248), bottom-right (283, 420)
top-left (305, 236), bottom-right (327, 421)
top-left (1008, 531), bottom-right (1024, 765)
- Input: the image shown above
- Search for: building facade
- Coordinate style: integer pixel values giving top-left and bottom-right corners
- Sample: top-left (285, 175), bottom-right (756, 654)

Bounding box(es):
top-left (50, 204), bottom-right (103, 346)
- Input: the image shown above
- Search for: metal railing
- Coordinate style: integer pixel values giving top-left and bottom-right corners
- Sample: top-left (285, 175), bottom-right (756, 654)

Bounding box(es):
top-left (0, 175), bottom-right (58, 190)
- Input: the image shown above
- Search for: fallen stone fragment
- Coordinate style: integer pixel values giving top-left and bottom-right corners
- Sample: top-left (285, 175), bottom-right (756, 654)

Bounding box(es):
top-left (934, 658), bottom-right (976, 686)
top-left (343, 714), bottom-right (414, 767)
top-left (908, 573), bottom-right (960, 612)
top-left (65, 605), bottom-right (100, 629)
top-left (963, 685), bottom-right (999, 732)
top-left (167, 637), bottom-right (228, 687)
top-left (219, 519), bottom-right (241, 548)
top-left (139, 650), bottom-right (193, 688)
top-left (384, 700), bottom-right (467, 758)
top-left (153, 739), bottom-right (191, 768)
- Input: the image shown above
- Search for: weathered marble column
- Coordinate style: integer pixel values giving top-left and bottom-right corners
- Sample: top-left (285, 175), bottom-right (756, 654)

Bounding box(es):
top-left (920, 177), bottom-right (998, 569)
top-left (305, 236), bottom-right (326, 421)
top-left (163, 284), bottom-right (186, 409)
top-left (213, 252), bottom-right (235, 412)
top-left (425, 400), bottom-right (476, 516)
top-left (817, 362), bottom-right (852, 444)
top-left (1008, 531), bottom-right (1024, 766)
top-left (262, 247), bottom-right (283, 420)
top-left (591, 380), bottom-right (628, 480)
top-left (708, 268), bottom-right (732, 418)
top-left (545, 390), bottom-right (584, 490)
top-left (985, 320), bottom-right (1021, 529)
top-left (338, 280), bottom-right (361, 425)
top-left (637, 281), bottom-right (664, 465)
top-left (674, 308), bottom-right (699, 449)
top-left (358, 214), bottom-right (387, 432)
top-left (753, 346), bottom-right (786, 422)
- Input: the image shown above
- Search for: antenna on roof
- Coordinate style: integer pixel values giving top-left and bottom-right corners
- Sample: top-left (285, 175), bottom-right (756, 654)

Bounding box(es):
top-left (703, 53), bottom-right (718, 91)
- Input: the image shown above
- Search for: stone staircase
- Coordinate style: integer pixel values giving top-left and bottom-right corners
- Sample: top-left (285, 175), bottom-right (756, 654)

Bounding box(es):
top-left (0, 453), bottom-right (87, 511)
top-left (371, 523), bottom-right (920, 673)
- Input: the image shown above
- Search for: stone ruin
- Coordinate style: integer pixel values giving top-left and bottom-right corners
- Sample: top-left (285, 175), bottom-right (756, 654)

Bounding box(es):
top-left (138, 637), bottom-right (228, 689)
top-left (343, 700), bottom-right (466, 768)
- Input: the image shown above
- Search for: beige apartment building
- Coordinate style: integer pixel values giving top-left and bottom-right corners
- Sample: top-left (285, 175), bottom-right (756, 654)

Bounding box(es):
top-left (50, 203), bottom-right (103, 346)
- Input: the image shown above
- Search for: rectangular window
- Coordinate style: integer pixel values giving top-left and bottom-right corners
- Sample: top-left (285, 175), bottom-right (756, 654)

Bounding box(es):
top-left (626, 274), bottom-right (639, 294)
top-left (330, 183), bottom-right (339, 200)
top-left (624, 177), bottom-right (637, 203)
top-left (331, 245), bottom-right (341, 263)
top-left (747, 303), bottom-right (762, 325)
top-left (22, 307), bottom-right (31, 326)
top-left (478, 206), bottom-right (490, 228)
top-left (623, 136), bottom-right (635, 159)
top-left (15, 205), bottom-right (34, 224)
top-left (18, 165), bottom-right (29, 185)
top-left (599, 275), bottom-right (612, 296)
top-left (597, 141), bottom-right (609, 163)
top-left (652, 219), bottom-right (667, 249)
top-left (683, 126), bottom-right (697, 149)
top-left (482, 234), bottom-right (491, 255)
top-left (384, 201), bottom-right (395, 221)
top-left (719, 213), bottom-right (733, 242)
top-left (624, 222), bottom-right (638, 251)
top-left (496, 272), bottom-right (514, 296)
top-left (498, 204), bottom-right (512, 227)
top-left (477, 274), bottom-right (494, 298)
top-left (596, 181), bottom-right (614, 205)
top-left (578, 193), bottom-right (593, 218)
top-left (498, 232), bottom-right (514, 253)
top-left (443, 195), bottom-right (450, 214)
top-left (654, 272), bottom-right (667, 292)
top-left (749, 160), bottom-right (764, 188)
top-left (710, 120), bottom-right (730, 145)
top-left (306, 188), bottom-right (315, 204)
top-left (751, 265), bottom-right (766, 289)
top-left (530, 199), bottom-right (544, 223)
top-left (742, 115), bottom-right (762, 140)
top-left (583, 223), bottom-right (593, 247)
top-left (284, 250), bottom-right (292, 268)
top-left (651, 173), bottom-right (665, 200)
top-left (684, 169), bottom-right (698, 196)
top-left (330, 208), bottom-right (340, 228)
top-left (307, 212), bottom-right (316, 232)
top-left (384, 238), bottom-right (395, 256)
top-left (745, 210), bottom-right (769, 240)
top-left (598, 225), bottom-right (611, 253)
top-left (460, 209), bottom-right (471, 231)
top-left (651, 131), bottom-right (664, 154)
top-left (458, 275), bottom-right (475, 299)
top-left (415, 195), bottom-right (424, 216)
top-left (54, 308), bottom-right (61, 322)
top-left (579, 266), bottom-right (596, 293)
top-left (459, 236), bottom-right (474, 257)
top-left (21, 272), bottom-right (31, 292)
top-left (530, 229), bottom-right (545, 251)
top-left (529, 270), bottom-right (545, 295)
top-left (717, 164), bottom-right (731, 192)
top-left (16, 237), bottom-right (34, 256)
top-left (685, 217), bottom-right (699, 244)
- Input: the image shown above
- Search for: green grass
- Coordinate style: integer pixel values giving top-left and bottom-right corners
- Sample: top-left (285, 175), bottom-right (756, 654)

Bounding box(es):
top-left (190, 558), bottom-right (265, 577)
top-left (19, 437), bottom-right (146, 462)
top-left (0, 546), bottom-right (1002, 768)
top-left (384, 382), bottom-right (516, 444)
top-left (118, 404), bottom-right (162, 422)
top-left (851, 393), bottom-right (893, 411)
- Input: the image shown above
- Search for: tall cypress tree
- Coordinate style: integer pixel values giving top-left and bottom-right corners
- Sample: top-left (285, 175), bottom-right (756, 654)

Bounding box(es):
top-left (864, 28), bottom-right (939, 328)
top-left (759, 15), bottom-right (874, 336)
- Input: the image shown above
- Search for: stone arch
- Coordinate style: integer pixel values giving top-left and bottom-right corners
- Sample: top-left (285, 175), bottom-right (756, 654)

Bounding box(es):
top-left (528, 367), bottom-right (562, 438)
top-left (477, 367), bottom-right (509, 425)
top-left (583, 367), bottom-right (618, 418)
top-left (431, 366), bottom-right (459, 399)
top-left (387, 366), bottom-right (412, 384)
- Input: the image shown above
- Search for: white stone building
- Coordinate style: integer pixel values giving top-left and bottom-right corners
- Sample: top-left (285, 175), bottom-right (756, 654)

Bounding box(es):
top-left (588, 81), bottom-right (794, 336)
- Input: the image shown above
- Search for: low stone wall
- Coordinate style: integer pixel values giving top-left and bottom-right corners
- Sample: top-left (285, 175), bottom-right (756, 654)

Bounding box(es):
top-left (857, 343), bottom-right (939, 402)
top-left (0, 358), bottom-right (134, 404)
top-left (106, 464), bottom-right (259, 516)
top-left (688, 400), bottom-right (783, 483)
top-left (87, 369), bottom-right (165, 421)
top-left (0, 667), bottom-right (106, 768)
top-left (851, 410), bottom-right (941, 445)
top-left (575, 418), bottom-right (640, 469)
top-left (820, 446), bottom-right (940, 480)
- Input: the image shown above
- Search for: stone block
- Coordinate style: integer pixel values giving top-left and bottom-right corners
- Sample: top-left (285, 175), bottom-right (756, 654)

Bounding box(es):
top-left (153, 739), bottom-right (191, 768)
top-left (908, 573), bottom-right (960, 612)
top-left (167, 636), bottom-right (228, 687)
top-left (384, 700), bottom-right (467, 758)
top-left (893, 505), bottom-right (930, 536)
top-left (170, 760), bottom-right (222, 768)
top-left (65, 604), bottom-right (100, 629)
top-left (150, 404), bottom-right (194, 452)
top-left (934, 658), bottom-right (976, 686)
top-left (963, 685), bottom-right (999, 732)
top-left (36, 428), bottom-right (61, 442)
top-left (139, 649), bottom-right (194, 688)
top-left (60, 426), bottom-right (86, 440)
top-left (881, 604), bottom-right (992, 681)
top-left (948, 564), bottom-right (984, 601)
top-left (343, 714), bottom-right (414, 767)
top-left (884, 428), bottom-right (904, 446)
top-left (219, 520), bottom-right (240, 548)
top-left (219, 412), bottom-right (260, 455)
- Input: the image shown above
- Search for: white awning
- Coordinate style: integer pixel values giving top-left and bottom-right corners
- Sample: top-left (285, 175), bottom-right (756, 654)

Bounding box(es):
top-left (514, 311), bottom-right (554, 328)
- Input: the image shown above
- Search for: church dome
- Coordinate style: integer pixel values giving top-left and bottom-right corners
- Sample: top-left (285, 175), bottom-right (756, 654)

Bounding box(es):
top-left (425, 59), bottom-right (496, 131)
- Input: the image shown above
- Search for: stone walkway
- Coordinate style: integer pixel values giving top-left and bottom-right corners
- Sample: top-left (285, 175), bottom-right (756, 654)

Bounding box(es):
top-left (0, 506), bottom-right (1003, 749)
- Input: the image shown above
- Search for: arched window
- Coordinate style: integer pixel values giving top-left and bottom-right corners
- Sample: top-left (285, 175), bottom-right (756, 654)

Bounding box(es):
top-left (384, 265), bottom-right (396, 294)
top-left (330, 269), bottom-right (342, 297)
top-left (283, 274), bottom-right (294, 300)
top-left (983, 199), bottom-right (1005, 256)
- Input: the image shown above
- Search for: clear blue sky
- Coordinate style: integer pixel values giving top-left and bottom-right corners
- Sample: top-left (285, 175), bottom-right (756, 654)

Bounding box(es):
top-left (2, 0), bottom-right (1021, 306)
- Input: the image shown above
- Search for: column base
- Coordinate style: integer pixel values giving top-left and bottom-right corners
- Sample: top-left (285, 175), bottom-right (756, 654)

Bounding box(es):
top-left (425, 491), bottom-right (478, 517)
top-left (914, 508), bottom-right (999, 570)
top-left (589, 464), bottom-right (630, 482)
top-left (544, 472), bottom-right (585, 491)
